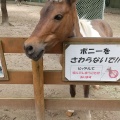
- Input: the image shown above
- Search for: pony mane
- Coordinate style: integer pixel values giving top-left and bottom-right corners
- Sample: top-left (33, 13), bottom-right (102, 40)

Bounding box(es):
top-left (78, 19), bottom-right (92, 37)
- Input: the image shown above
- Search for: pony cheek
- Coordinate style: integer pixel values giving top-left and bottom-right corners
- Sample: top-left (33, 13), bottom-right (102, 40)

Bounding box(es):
top-left (44, 34), bottom-right (59, 48)
top-left (44, 34), bottom-right (56, 43)
top-left (45, 39), bottom-right (59, 51)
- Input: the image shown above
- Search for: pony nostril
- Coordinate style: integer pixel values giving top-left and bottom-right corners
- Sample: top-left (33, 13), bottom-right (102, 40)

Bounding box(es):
top-left (25, 45), bottom-right (34, 55)
top-left (27, 46), bottom-right (33, 51)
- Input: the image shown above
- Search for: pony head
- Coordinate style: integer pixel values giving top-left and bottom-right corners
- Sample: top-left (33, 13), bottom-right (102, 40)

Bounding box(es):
top-left (24, 0), bottom-right (77, 61)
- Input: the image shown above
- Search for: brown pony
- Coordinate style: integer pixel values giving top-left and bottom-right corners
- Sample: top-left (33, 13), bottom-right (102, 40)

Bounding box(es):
top-left (24, 0), bottom-right (112, 118)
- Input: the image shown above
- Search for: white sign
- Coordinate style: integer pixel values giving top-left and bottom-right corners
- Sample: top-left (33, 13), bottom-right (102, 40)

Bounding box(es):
top-left (0, 60), bottom-right (4, 78)
top-left (64, 44), bottom-right (120, 81)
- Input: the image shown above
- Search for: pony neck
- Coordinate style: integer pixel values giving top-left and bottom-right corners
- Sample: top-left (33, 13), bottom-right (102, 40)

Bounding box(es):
top-left (72, 4), bottom-right (83, 37)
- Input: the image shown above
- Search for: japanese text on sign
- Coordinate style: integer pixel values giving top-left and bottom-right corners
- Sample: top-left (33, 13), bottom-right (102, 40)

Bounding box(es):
top-left (64, 44), bottom-right (120, 81)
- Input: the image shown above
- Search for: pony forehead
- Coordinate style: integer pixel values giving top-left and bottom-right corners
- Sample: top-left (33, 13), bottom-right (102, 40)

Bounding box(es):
top-left (41, 0), bottom-right (71, 16)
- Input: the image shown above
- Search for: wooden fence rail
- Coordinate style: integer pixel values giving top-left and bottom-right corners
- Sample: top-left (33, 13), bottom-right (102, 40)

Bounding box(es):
top-left (0, 37), bottom-right (120, 120)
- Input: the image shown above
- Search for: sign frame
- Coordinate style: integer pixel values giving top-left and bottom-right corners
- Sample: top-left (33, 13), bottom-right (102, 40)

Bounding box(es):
top-left (0, 41), bottom-right (8, 80)
top-left (62, 38), bottom-right (120, 82)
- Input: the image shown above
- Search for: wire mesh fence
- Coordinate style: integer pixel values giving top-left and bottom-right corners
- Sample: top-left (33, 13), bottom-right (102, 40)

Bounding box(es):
top-left (76, 0), bottom-right (105, 19)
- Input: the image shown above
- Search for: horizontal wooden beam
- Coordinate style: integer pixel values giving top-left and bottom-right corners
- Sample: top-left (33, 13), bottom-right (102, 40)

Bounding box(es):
top-left (65, 37), bottom-right (120, 44)
top-left (1, 37), bottom-right (26, 53)
top-left (0, 70), bottom-right (120, 85)
top-left (0, 70), bottom-right (33, 84)
top-left (0, 37), bottom-right (62, 53)
top-left (44, 70), bottom-right (120, 85)
top-left (0, 98), bottom-right (35, 110)
top-left (0, 98), bottom-right (120, 111)
top-left (45, 98), bottom-right (120, 111)
top-left (1, 37), bottom-right (120, 53)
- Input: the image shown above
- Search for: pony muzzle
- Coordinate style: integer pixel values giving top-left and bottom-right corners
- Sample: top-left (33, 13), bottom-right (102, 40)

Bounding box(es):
top-left (24, 43), bottom-right (45, 61)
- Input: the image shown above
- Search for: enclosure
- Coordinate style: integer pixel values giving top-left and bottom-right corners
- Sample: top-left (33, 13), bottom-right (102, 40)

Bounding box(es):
top-left (0, 2), bottom-right (120, 120)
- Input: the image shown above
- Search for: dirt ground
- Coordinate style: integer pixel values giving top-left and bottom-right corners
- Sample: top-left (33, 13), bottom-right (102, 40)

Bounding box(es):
top-left (0, 3), bottom-right (120, 120)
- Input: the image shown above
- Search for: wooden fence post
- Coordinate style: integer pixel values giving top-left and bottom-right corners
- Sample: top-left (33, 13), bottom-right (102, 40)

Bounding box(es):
top-left (32, 58), bottom-right (45, 120)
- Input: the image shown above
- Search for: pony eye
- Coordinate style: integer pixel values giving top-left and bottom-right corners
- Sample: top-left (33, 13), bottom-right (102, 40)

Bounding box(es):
top-left (54, 14), bottom-right (63, 20)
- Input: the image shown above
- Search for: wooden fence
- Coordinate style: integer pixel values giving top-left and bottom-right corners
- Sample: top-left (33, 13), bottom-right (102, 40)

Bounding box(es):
top-left (0, 37), bottom-right (120, 120)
